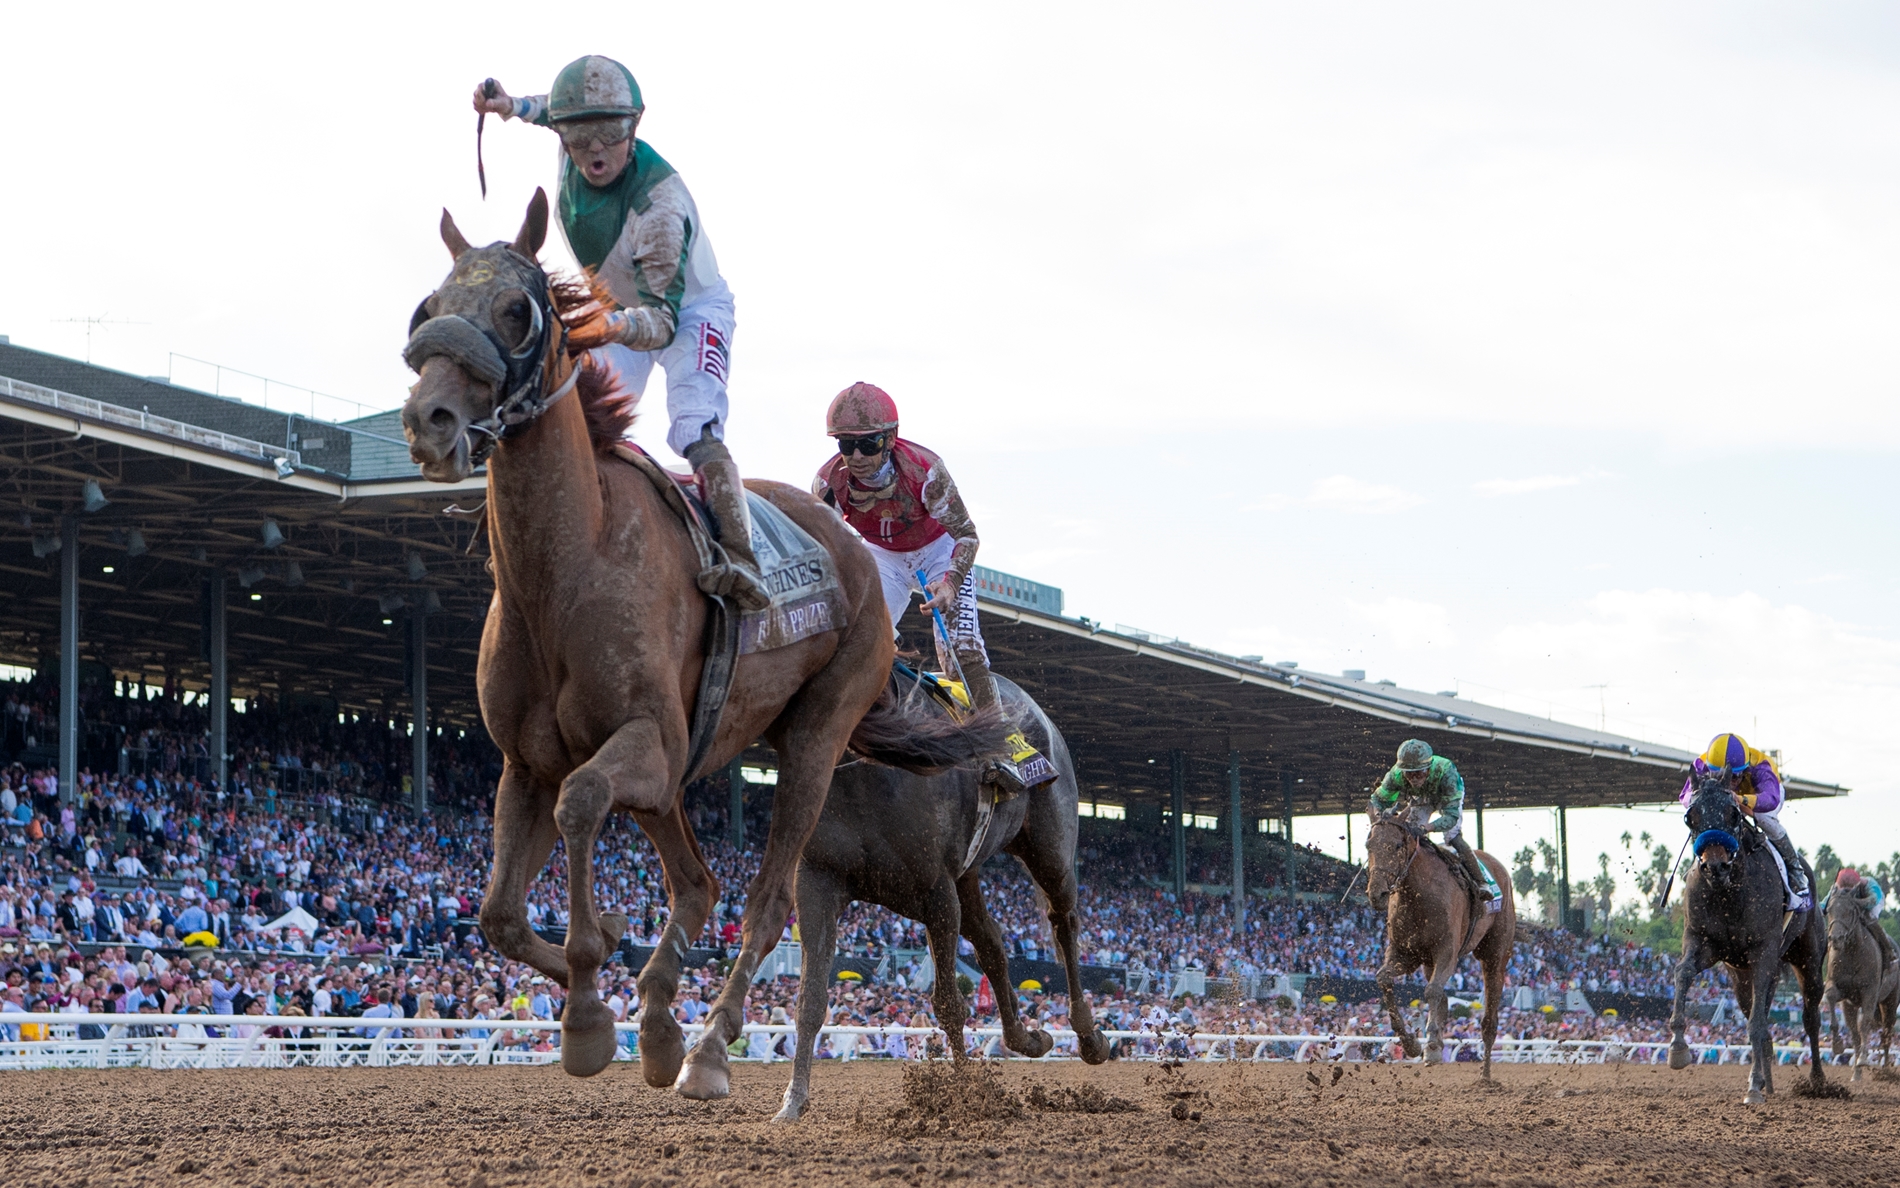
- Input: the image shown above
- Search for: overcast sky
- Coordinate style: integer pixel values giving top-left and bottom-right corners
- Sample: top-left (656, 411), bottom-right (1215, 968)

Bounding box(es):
top-left (3, 3), bottom-right (1896, 904)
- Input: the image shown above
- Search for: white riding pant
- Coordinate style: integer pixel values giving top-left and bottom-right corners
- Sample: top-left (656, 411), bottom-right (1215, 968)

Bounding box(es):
top-left (588, 294), bottom-right (736, 459)
top-left (865, 534), bottom-right (987, 667)
top-left (1751, 805), bottom-right (1788, 843)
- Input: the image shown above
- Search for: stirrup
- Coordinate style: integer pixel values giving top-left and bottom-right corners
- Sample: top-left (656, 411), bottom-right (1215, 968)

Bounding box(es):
top-left (696, 556), bottom-right (771, 613)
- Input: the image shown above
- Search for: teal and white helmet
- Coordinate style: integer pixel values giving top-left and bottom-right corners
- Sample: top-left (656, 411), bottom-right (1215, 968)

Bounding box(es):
top-left (549, 56), bottom-right (643, 123)
top-left (1395, 739), bottom-right (1434, 772)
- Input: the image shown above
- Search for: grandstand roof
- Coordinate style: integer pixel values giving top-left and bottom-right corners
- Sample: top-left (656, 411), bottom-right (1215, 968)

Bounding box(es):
top-left (0, 343), bottom-right (1848, 817)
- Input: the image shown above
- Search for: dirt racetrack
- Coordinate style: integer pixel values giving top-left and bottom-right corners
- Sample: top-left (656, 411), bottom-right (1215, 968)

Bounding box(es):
top-left (3, 1058), bottom-right (1897, 1187)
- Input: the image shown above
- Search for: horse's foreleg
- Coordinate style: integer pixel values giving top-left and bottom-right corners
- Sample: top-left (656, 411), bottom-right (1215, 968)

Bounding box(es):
top-left (773, 864), bottom-right (845, 1124)
top-left (1842, 999), bottom-right (1864, 1080)
top-left (1375, 951), bottom-right (1421, 1060)
top-left (631, 803), bottom-right (719, 1089)
top-left (477, 761), bottom-right (570, 984)
top-left (1667, 942), bottom-right (1712, 1071)
top-left (553, 721), bottom-right (670, 1078)
top-left (1744, 960), bottom-right (1777, 1104)
top-left (679, 738), bottom-right (837, 1100)
top-left (1826, 984), bottom-right (1844, 1060)
top-left (957, 870), bottom-right (1053, 1059)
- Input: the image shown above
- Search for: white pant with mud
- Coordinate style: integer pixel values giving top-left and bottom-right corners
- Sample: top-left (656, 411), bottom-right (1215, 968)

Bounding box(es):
top-left (864, 534), bottom-right (986, 666)
top-left (589, 294), bottom-right (735, 459)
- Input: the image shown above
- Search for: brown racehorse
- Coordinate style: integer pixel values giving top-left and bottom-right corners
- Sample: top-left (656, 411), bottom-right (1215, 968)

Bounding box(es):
top-left (1365, 808), bottom-right (1517, 1078)
top-left (401, 192), bottom-right (1002, 1099)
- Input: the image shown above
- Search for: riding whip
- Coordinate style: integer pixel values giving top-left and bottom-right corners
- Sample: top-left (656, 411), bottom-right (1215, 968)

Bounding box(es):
top-left (1652, 833), bottom-right (1693, 916)
top-left (916, 569), bottom-right (971, 692)
top-left (477, 78), bottom-right (498, 198)
top-left (1340, 863), bottom-right (1365, 903)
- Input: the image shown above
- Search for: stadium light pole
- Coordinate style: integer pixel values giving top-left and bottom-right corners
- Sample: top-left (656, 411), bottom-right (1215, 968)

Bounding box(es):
top-left (58, 515), bottom-right (78, 802)
top-left (1169, 750), bottom-right (1186, 898)
top-left (1228, 750), bottom-right (1244, 935)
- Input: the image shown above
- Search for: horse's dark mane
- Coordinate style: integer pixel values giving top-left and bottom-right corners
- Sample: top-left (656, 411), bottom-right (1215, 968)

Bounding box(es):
top-left (549, 271), bottom-right (637, 453)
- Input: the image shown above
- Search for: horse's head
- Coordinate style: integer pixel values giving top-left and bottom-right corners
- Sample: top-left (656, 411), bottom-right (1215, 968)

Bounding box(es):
top-left (401, 190), bottom-right (554, 483)
top-left (1825, 888), bottom-right (1861, 950)
top-left (1684, 767), bottom-right (1745, 885)
top-left (1363, 806), bottom-right (1423, 903)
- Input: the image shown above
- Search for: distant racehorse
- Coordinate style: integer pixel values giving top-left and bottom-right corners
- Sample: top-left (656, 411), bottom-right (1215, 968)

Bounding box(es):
top-left (771, 675), bottom-right (1110, 1123)
top-left (1365, 807), bottom-right (1516, 1078)
top-left (1668, 770), bottom-right (1827, 1104)
top-left (1823, 880), bottom-right (1897, 1080)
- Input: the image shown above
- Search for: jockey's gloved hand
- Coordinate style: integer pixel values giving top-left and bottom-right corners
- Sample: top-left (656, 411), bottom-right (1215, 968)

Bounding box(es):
top-left (568, 309), bottom-right (634, 351)
top-left (1427, 814), bottom-right (1458, 834)
top-left (473, 80), bottom-right (514, 117)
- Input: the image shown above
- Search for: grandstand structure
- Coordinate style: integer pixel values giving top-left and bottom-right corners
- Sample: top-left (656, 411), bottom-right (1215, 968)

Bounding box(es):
top-left (0, 341), bottom-right (1848, 931)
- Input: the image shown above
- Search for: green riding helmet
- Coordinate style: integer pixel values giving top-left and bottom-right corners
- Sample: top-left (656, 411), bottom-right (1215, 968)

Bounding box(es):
top-left (548, 55), bottom-right (644, 123)
top-left (1395, 739), bottom-right (1434, 772)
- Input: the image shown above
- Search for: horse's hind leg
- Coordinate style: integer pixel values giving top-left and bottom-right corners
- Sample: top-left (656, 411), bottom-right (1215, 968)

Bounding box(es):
top-left (921, 877), bottom-right (968, 1060)
top-left (477, 761), bottom-right (572, 984)
top-left (553, 720), bottom-right (673, 1077)
top-left (958, 868), bottom-right (1053, 1058)
top-left (631, 802), bottom-right (720, 1088)
top-left (1009, 824), bottom-right (1109, 1064)
top-left (1479, 937), bottom-right (1506, 1080)
top-left (773, 863), bottom-right (845, 1124)
top-left (679, 726), bottom-right (846, 1100)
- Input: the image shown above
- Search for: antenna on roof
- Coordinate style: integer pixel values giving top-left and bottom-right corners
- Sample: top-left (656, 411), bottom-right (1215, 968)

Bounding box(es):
top-left (53, 314), bottom-right (146, 363)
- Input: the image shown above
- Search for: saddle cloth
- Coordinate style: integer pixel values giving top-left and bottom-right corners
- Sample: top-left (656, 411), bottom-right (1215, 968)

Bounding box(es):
top-left (612, 444), bottom-right (849, 654)
top-left (1425, 839), bottom-right (1503, 916)
top-left (1760, 837), bottom-right (1813, 913)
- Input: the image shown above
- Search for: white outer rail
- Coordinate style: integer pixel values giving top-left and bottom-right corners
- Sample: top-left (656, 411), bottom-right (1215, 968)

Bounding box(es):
top-left (0, 1014), bottom-right (1838, 1071)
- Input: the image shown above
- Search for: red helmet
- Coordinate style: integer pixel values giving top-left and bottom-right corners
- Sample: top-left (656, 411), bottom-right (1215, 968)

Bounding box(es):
top-left (825, 382), bottom-right (899, 436)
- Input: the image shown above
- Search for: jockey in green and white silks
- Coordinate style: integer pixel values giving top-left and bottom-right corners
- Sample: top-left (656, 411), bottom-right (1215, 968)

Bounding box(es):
top-left (1370, 740), bottom-right (1494, 901)
top-left (475, 56), bottom-right (767, 612)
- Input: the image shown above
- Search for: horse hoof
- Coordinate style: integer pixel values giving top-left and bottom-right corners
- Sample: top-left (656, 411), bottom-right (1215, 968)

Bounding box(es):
top-left (1401, 1038), bottom-right (1422, 1060)
top-left (1078, 1031), bottom-right (1112, 1066)
top-left (561, 1019), bottom-right (619, 1078)
top-left (1853, 1067), bottom-right (1864, 1083)
top-left (598, 911), bottom-right (630, 949)
top-left (639, 1007), bottom-right (685, 1089)
top-left (1743, 1089), bottom-right (1765, 1106)
top-left (1014, 1031), bottom-right (1055, 1059)
top-left (771, 1090), bottom-right (807, 1125)
top-left (675, 1042), bottom-right (732, 1101)
top-left (1668, 1043), bottom-right (1692, 1071)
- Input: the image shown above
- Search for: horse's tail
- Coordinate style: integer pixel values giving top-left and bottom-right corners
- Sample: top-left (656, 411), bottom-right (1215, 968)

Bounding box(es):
top-left (847, 671), bottom-right (1009, 774)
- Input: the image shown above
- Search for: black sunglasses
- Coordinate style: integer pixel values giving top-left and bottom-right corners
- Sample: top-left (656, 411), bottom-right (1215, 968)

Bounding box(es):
top-left (835, 433), bottom-right (888, 457)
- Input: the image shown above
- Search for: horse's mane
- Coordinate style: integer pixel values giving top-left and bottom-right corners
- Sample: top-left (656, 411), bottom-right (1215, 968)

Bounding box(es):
top-left (549, 271), bottom-right (637, 453)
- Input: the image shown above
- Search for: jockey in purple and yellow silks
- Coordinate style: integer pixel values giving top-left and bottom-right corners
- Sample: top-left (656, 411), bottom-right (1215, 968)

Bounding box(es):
top-left (1679, 733), bottom-right (1808, 901)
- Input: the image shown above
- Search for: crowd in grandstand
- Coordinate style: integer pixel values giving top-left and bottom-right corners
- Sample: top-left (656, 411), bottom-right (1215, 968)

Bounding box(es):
top-left (3, 675), bottom-right (1782, 1058)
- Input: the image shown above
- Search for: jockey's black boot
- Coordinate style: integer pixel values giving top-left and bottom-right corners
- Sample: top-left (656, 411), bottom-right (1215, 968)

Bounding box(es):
top-left (958, 653), bottom-right (1056, 797)
top-left (1451, 835), bottom-right (1495, 901)
top-left (1768, 832), bottom-right (1810, 902)
top-left (684, 429), bottom-right (771, 613)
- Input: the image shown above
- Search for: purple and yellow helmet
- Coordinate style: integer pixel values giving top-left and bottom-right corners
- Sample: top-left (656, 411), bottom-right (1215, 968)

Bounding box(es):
top-left (1700, 733), bottom-right (1751, 772)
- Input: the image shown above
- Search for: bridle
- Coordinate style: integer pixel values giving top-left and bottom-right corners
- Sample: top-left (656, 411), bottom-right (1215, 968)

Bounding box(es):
top-left (1367, 816), bottom-right (1423, 898)
top-left (403, 249), bottom-right (576, 466)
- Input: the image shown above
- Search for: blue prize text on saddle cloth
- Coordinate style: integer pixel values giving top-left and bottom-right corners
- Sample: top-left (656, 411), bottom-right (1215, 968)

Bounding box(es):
top-left (737, 492), bottom-right (850, 655)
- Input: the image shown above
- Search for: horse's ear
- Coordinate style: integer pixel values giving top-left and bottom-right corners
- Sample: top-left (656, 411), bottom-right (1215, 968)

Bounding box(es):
top-left (514, 188), bottom-right (549, 258)
top-left (440, 209), bottom-right (473, 260)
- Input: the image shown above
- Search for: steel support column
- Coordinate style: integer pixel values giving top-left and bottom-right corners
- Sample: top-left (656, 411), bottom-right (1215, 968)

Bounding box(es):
top-left (206, 574), bottom-right (228, 793)
top-left (1228, 750), bottom-right (1244, 935)
top-left (728, 756), bottom-right (746, 850)
top-left (1169, 750), bottom-right (1186, 897)
top-left (410, 610), bottom-right (428, 815)
top-left (1281, 770), bottom-right (1296, 900)
top-left (1474, 784), bottom-right (1485, 852)
top-left (1557, 801), bottom-right (1572, 931)
top-left (58, 515), bottom-right (78, 802)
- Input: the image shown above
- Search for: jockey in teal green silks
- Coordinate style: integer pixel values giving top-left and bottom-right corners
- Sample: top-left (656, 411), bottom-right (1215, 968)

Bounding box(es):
top-left (1370, 740), bottom-right (1494, 901)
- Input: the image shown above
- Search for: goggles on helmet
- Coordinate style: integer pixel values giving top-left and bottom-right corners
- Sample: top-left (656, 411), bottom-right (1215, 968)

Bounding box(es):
top-left (557, 118), bottom-right (635, 154)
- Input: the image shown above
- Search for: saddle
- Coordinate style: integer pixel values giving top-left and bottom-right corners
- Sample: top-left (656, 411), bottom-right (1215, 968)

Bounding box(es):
top-left (610, 443), bottom-right (850, 783)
